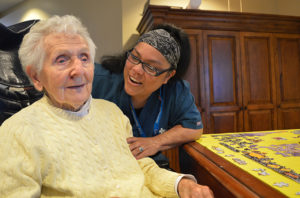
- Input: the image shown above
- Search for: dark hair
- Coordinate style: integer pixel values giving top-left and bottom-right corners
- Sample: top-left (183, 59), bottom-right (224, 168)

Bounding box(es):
top-left (100, 53), bottom-right (127, 73)
top-left (100, 23), bottom-right (191, 81)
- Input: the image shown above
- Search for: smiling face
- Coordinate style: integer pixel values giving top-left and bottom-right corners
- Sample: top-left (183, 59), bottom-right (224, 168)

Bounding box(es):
top-left (27, 33), bottom-right (94, 111)
top-left (123, 42), bottom-right (176, 108)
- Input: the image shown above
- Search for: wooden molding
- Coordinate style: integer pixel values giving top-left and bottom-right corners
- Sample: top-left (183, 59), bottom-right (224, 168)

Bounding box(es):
top-left (137, 5), bottom-right (300, 34)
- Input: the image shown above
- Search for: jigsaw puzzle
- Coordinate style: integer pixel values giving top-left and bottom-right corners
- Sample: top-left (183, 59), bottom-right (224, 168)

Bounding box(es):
top-left (197, 129), bottom-right (300, 197)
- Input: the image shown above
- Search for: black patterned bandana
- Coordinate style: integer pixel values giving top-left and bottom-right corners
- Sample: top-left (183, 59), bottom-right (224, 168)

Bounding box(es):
top-left (137, 29), bottom-right (180, 69)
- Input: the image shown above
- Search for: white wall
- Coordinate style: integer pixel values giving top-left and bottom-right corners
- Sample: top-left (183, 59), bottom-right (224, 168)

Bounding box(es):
top-left (0, 0), bottom-right (122, 63)
top-left (1, 0), bottom-right (299, 62)
top-left (121, 0), bottom-right (145, 50)
top-left (242, 0), bottom-right (277, 14)
top-left (277, 0), bottom-right (300, 16)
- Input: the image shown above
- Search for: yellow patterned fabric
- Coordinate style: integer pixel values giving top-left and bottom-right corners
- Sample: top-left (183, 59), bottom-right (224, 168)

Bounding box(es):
top-left (197, 130), bottom-right (300, 197)
top-left (0, 96), bottom-right (179, 198)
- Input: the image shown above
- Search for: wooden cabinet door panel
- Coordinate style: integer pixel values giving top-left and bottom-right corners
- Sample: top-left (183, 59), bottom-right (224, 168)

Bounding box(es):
top-left (278, 108), bottom-right (300, 129)
top-left (274, 34), bottom-right (300, 129)
top-left (210, 111), bottom-right (241, 133)
top-left (241, 32), bottom-right (277, 131)
top-left (203, 31), bottom-right (243, 133)
top-left (183, 31), bottom-right (207, 131)
top-left (246, 109), bottom-right (275, 131)
top-left (184, 33), bottom-right (202, 108)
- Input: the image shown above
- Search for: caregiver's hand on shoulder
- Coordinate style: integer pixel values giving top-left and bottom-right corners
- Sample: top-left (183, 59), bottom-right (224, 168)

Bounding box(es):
top-left (178, 178), bottom-right (214, 198)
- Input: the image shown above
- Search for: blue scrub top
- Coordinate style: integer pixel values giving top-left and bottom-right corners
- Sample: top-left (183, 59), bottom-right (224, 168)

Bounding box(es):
top-left (92, 63), bottom-right (203, 138)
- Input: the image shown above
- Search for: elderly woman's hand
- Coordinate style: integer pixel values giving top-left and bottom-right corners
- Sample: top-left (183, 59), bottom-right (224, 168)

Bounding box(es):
top-left (178, 178), bottom-right (214, 198)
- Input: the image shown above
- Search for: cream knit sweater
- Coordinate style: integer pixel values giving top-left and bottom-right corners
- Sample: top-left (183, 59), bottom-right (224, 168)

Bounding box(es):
top-left (0, 96), bottom-right (180, 198)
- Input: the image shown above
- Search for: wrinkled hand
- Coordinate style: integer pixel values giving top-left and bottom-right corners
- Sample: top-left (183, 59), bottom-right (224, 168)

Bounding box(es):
top-left (127, 136), bottom-right (160, 159)
top-left (178, 178), bottom-right (214, 198)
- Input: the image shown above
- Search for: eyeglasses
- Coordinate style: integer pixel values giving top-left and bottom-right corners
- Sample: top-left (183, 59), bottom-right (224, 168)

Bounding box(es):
top-left (126, 50), bottom-right (174, 77)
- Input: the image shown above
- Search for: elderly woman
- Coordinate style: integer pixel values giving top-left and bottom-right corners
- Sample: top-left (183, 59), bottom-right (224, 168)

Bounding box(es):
top-left (0, 15), bottom-right (213, 198)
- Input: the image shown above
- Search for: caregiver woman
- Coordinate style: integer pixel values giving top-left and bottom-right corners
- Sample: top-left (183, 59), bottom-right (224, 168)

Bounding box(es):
top-left (92, 24), bottom-right (203, 166)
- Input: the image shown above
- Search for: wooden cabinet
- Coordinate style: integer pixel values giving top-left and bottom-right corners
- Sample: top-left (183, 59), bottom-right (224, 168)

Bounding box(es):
top-left (137, 5), bottom-right (300, 134)
top-left (137, 5), bottom-right (300, 171)
top-left (274, 34), bottom-right (300, 129)
top-left (202, 30), bottom-right (243, 133)
top-left (240, 33), bottom-right (300, 131)
top-left (241, 32), bottom-right (277, 131)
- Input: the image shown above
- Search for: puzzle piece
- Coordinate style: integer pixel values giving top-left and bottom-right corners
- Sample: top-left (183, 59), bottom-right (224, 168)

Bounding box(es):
top-left (232, 158), bottom-right (247, 165)
top-left (273, 182), bottom-right (289, 187)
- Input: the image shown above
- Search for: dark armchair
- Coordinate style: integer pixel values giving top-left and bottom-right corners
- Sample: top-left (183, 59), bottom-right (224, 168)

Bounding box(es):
top-left (0, 20), bottom-right (43, 125)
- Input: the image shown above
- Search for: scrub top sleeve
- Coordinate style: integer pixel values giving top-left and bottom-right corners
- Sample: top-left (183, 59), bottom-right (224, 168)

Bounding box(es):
top-left (170, 80), bottom-right (203, 129)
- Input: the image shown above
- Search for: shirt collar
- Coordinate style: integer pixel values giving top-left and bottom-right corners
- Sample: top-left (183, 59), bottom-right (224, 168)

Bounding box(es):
top-left (65, 96), bottom-right (92, 117)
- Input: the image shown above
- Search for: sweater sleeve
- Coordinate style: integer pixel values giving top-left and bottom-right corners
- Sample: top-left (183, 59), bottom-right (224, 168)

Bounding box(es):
top-left (0, 121), bottom-right (42, 197)
top-left (138, 157), bottom-right (179, 198)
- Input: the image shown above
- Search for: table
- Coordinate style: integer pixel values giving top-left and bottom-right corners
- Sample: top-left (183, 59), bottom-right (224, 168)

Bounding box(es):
top-left (180, 129), bottom-right (300, 198)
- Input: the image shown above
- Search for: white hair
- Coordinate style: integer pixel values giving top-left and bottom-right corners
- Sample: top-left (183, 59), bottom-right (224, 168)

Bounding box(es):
top-left (19, 15), bottom-right (96, 74)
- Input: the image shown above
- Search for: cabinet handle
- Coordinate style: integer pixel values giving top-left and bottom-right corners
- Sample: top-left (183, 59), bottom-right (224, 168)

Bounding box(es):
top-left (240, 106), bottom-right (247, 110)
